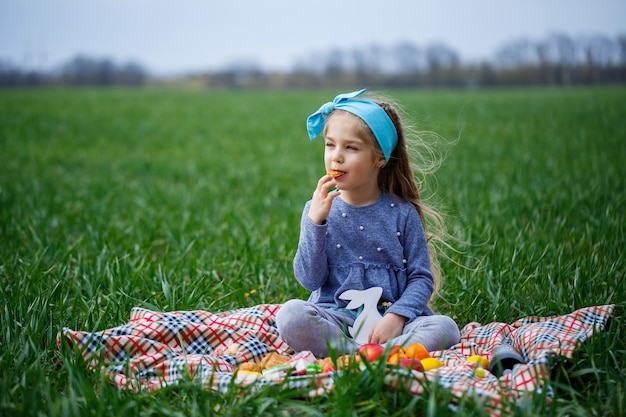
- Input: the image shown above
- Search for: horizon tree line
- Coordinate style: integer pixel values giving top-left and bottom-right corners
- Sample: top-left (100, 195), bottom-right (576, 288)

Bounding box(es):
top-left (1, 32), bottom-right (624, 88)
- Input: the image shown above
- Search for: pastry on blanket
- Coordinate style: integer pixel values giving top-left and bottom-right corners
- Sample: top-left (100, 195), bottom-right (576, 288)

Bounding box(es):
top-left (238, 362), bottom-right (263, 373)
top-left (316, 354), bottom-right (352, 372)
top-left (327, 169), bottom-right (345, 178)
top-left (317, 357), bottom-right (334, 372)
top-left (236, 352), bottom-right (291, 374)
top-left (260, 351), bottom-right (291, 369)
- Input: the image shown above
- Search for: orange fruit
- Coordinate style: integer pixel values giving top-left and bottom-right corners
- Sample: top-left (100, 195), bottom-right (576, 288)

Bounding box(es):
top-left (404, 343), bottom-right (430, 360)
top-left (387, 353), bottom-right (404, 365)
top-left (388, 345), bottom-right (406, 357)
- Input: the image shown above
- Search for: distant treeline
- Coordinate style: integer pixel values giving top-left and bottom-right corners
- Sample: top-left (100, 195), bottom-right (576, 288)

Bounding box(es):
top-left (2, 32), bottom-right (625, 88)
top-left (0, 56), bottom-right (147, 87)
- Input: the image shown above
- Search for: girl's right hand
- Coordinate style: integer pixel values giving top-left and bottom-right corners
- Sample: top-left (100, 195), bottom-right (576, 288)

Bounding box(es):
top-left (307, 175), bottom-right (341, 225)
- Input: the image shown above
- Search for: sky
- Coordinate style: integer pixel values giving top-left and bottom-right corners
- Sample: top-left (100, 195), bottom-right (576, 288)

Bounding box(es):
top-left (1, 0), bottom-right (625, 75)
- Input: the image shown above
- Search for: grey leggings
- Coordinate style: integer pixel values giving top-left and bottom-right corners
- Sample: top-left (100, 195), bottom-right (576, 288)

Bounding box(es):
top-left (275, 299), bottom-right (461, 357)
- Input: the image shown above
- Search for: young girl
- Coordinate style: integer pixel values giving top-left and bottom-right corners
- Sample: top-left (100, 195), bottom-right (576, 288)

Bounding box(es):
top-left (276, 89), bottom-right (460, 357)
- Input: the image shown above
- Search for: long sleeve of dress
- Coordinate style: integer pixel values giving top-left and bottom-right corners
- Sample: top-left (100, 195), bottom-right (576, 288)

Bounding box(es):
top-left (293, 201), bottom-right (329, 291)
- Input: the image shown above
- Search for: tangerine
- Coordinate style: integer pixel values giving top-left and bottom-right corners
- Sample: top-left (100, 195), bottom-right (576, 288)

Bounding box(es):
top-left (404, 343), bottom-right (430, 360)
top-left (387, 353), bottom-right (404, 365)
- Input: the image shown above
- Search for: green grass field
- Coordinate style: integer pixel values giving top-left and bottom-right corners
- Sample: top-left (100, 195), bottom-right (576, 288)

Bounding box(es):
top-left (1, 87), bottom-right (625, 416)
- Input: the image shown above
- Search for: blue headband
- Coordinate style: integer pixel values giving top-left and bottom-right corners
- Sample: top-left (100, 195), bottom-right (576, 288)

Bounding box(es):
top-left (306, 89), bottom-right (398, 166)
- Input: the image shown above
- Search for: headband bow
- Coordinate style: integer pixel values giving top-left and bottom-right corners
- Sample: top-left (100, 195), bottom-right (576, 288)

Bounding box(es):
top-left (306, 89), bottom-right (398, 166)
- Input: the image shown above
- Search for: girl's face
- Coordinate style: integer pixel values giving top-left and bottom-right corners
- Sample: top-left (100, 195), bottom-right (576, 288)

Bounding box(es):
top-left (324, 111), bottom-right (385, 204)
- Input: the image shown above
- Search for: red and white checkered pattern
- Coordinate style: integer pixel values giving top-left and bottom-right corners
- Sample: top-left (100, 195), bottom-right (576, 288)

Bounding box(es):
top-left (60, 304), bottom-right (615, 415)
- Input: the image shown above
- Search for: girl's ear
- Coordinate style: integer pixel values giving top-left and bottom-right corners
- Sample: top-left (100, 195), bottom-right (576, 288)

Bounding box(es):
top-left (376, 157), bottom-right (386, 168)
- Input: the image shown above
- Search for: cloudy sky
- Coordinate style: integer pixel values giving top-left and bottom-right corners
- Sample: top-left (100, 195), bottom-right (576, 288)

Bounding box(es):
top-left (1, 0), bottom-right (624, 75)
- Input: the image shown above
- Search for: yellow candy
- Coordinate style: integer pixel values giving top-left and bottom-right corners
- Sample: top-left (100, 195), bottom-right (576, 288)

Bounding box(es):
top-left (474, 367), bottom-right (486, 378)
top-left (466, 355), bottom-right (490, 369)
top-left (420, 357), bottom-right (444, 371)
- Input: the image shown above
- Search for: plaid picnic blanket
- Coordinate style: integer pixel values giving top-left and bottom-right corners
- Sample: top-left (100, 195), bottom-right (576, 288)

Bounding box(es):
top-left (60, 303), bottom-right (615, 414)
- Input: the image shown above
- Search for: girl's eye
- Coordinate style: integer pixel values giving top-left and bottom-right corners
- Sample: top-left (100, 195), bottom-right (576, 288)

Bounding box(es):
top-left (325, 142), bottom-right (358, 150)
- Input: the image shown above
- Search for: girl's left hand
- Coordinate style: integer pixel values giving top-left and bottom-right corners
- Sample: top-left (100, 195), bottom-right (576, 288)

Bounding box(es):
top-left (368, 313), bottom-right (407, 344)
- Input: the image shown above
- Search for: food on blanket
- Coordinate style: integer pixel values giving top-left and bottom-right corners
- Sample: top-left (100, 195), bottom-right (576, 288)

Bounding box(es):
top-left (305, 364), bottom-right (322, 374)
top-left (235, 369), bottom-right (263, 383)
top-left (286, 351), bottom-right (318, 376)
top-left (235, 351), bottom-right (293, 376)
top-left (357, 343), bottom-right (385, 362)
top-left (327, 169), bottom-right (345, 177)
top-left (467, 356), bottom-right (490, 377)
top-left (387, 349), bottom-right (423, 371)
top-left (404, 343), bottom-right (430, 360)
top-left (238, 362), bottom-right (263, 373)
top-left (386, 343), bottom-right (429, 367)
top-left (236, 350), bottom-right (321, 378)
top-left (390, 356), bottom-right (424, 371)
top-left (388, 345), bottom-right (406, 357)
top-left (420, 357), bottom-right (444, 371)
top-left (336, 354), bottom-right (352, 368)
top-left (387, 352), bottom-right (403, 365)
top-left (317, 355), bottom-right (352, 372)
top-left (317, 357), bottom-right (335, 372)
top-left (262, 364), bottom-right (293, 378)
top-left (236, 369), bottom-right (262, 377)
top-left (260, 351), bottom-right (291, 368)
top-left (466, 355), bottom-right (489, 369)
